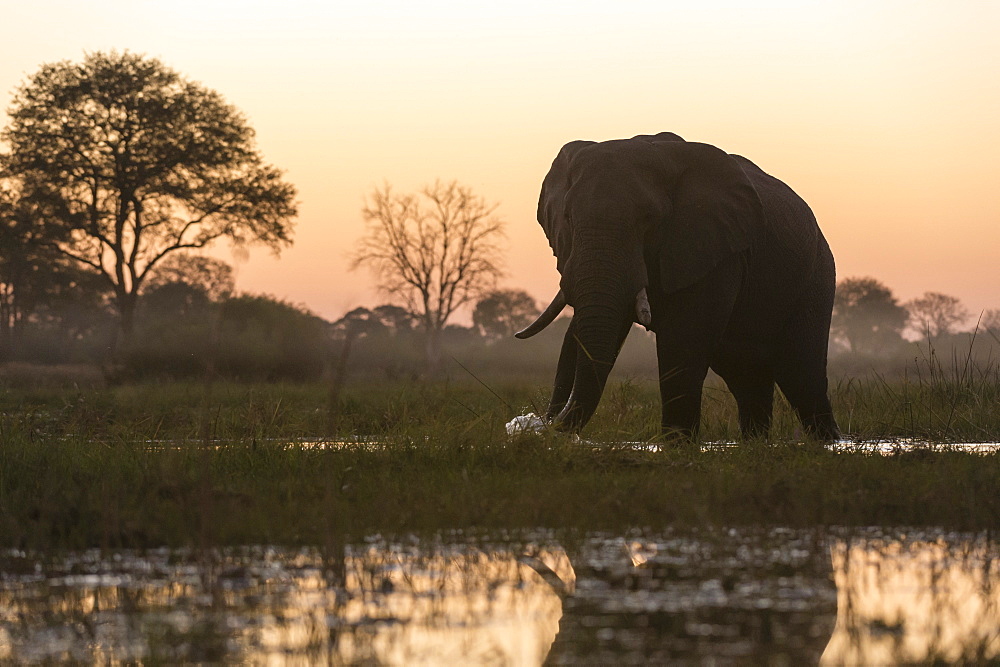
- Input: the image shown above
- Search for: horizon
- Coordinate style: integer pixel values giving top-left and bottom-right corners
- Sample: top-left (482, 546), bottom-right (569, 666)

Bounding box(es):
top-left (2, 1), bottom-right (998, 324)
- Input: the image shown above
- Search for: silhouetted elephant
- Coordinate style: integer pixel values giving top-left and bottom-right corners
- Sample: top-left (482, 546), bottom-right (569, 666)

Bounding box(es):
top-left (517, 132), bottom-right (839, 440)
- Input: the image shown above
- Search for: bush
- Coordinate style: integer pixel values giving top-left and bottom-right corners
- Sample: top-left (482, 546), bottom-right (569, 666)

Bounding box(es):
top-left (124, 293), bottom-right (331, 381)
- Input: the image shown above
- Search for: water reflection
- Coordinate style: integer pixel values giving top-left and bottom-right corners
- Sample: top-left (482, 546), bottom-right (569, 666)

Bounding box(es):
top-left (142, 436), bottom-right (1000, 455)
top-left (0, 541), bottom-right (573, 664)
top-left (823, 530), bottom-right (1000, 664)
top-left (832, 439), bottom-right (1000, 455)
top-left (0, 529), bottom-right (996, 664)
top-left (546, 529), bottom-right (837, 664)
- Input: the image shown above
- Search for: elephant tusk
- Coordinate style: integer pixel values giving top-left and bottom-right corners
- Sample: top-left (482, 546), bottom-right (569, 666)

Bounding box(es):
top-left (515, 290), bottom-right (567, 339)
top-left (635, 288), bottom-right (652, 329)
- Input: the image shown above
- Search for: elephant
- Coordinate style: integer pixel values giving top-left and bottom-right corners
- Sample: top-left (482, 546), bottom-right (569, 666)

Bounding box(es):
top-left (516, 132), bottom-right (839, 441)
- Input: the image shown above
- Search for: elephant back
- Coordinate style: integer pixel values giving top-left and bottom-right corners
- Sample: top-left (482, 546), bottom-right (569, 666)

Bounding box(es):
top-left (730, 154), bottom-right (831, 311)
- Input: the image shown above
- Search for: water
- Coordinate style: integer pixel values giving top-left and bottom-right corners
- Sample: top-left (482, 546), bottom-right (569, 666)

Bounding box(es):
top-left (2, 527), bottom-right (997, 664)
top-left (147, 436), bottom-right (1000, 455)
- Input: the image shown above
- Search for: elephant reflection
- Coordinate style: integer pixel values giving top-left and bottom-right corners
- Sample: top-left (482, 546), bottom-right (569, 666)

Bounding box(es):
top-left (334, 545), bottom-right (575, 664)
top-left (517, 133), bottom-right (839, 440)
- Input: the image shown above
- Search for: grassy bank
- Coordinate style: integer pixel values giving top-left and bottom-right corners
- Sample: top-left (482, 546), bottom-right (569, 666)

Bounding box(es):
top-left (1, 371), bottom-right (998, 550)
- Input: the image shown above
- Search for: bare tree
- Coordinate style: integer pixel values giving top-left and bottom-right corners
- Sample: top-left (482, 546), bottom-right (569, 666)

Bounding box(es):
top-left (352, 180), bottom-right (504, 372)
top-left (906, 291), bottom-right (970, 339)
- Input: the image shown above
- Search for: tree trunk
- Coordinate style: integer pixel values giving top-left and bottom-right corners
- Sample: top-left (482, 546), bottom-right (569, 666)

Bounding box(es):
top-left (0, 292), bottom-right (11, 362)
top-left (424, 326), bottom-right (443, 376)
top-left (327, 330), bottom-right (356, 434)
top-left (116, 291), bottom-right (138, 352)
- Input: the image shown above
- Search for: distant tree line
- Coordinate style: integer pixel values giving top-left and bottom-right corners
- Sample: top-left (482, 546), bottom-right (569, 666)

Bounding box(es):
top-left (0, 248), bottom-right (330, 380)
top-left (0, 208), bottom-right (547, 380)
top-left (6, 240), bottom-right (1000, 383)
top-left (828, 276), bottom-right (1000, 379)
top-left (831, 276), bottom-right (997, 353)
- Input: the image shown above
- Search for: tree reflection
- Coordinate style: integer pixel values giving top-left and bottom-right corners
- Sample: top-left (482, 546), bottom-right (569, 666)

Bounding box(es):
top-left (822, 532), bottom-right (1000, 664)
top-left (0, 542), bottom-right (574, 664)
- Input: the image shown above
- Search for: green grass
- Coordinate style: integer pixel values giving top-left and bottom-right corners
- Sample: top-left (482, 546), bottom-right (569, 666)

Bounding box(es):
top-left (1, 368), bottom-right (999, 551)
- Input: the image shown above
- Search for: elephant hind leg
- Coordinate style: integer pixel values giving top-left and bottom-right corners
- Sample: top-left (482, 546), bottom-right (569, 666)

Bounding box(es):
top-left (773, 328), bottom-right (840, 442)
top-left (775, 372), bottom-right (839, 441)
top-left (774, 253), bottom-right (840, 441)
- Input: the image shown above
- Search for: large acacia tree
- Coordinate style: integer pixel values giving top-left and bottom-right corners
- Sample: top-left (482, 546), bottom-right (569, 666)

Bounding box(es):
top-left (472, 289), bottom-right (539, 341)
top-left (1, 51), bottom-right (296, 344)
top-left (831, 277), bottom-right (909, 354)
top-left (352, 180), bottom-right (505, 372)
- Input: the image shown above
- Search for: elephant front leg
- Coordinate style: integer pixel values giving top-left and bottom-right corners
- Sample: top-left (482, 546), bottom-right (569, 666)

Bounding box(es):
top-left (655, 337), bottom-right (710, 440)
top-left (736, 384), bottom-right (774, 440)
top-left (648, 263), bottom-right (740, 441)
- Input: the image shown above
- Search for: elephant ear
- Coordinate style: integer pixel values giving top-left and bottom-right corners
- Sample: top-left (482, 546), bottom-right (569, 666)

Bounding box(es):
top-left (538, 140), bottom-right (594, 273)
top-left (651, 141), bottom-right (762, 293)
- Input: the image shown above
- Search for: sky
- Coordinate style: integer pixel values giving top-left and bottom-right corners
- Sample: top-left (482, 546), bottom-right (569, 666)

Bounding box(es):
top-left (2, 0), bottom-right (998, 325)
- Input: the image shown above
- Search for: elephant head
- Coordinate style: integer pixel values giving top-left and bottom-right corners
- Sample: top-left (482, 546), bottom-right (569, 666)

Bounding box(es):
top-left (517, 132), bottom-right (763, 432)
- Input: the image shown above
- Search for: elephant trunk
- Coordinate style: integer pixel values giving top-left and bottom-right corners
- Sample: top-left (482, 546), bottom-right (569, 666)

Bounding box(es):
top-left (543, 227), bottom-right (648, 432)
top-left (550, 301), bottom-right (631, 432)
top-left (545, 318), bottom-right (579, 420)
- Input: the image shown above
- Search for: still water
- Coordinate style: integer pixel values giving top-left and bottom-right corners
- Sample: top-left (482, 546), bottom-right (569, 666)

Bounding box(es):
top-left (1, 527), bottom-right (997, 664)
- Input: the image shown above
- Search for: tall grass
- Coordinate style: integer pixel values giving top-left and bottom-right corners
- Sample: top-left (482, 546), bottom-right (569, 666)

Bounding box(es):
top-left (831, 338), bottom-right (1000, 442)
top-left (1, 349), bottom-right (998, 550)
top-left (2, 410), bottom-right (998, 551)
top-left (7, 367), bottom-right (995, 445)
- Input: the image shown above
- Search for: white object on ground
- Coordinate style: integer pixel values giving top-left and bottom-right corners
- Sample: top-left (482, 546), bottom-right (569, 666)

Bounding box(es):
top-left (506, 412), bottom-right (547, 435)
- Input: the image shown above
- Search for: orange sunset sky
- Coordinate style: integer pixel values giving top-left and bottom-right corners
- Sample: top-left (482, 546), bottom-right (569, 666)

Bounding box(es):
top-left (2, 1), bottom-right (998, 324)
